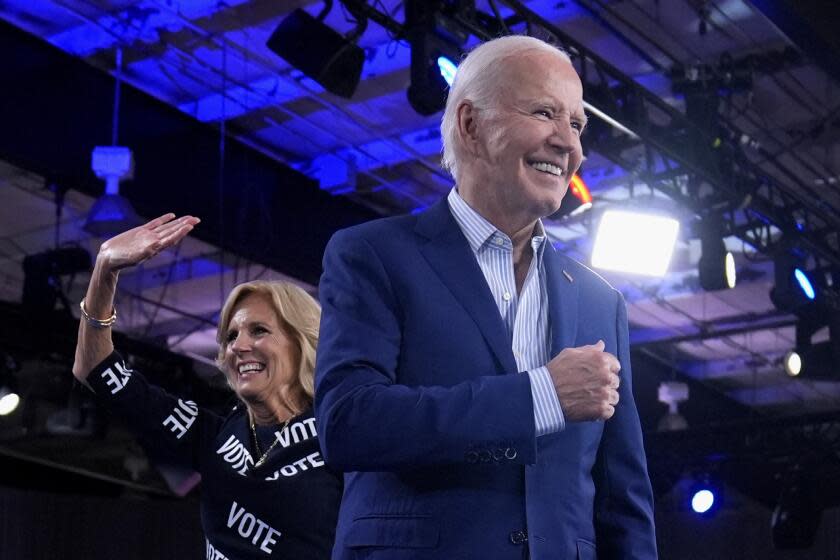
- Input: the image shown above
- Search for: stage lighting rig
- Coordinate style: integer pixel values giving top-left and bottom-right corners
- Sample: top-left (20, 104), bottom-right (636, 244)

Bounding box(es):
top-left (267, 4), bottom-right (366, 99)
top-left (770, 249), bottom-right (817, 313)
top-left (591, 210), bottom-right (679, 277)
top-left (406, 1), bottom-right (469, 116)
top-left (689, 479), bottom-right (722, 516)
top-left (784, 311), bottom-right (840, 380)
top-left (697, 218), bottom-right (736, 291)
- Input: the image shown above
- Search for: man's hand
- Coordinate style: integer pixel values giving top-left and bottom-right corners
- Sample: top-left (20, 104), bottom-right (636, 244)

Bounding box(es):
top-left (547, 340), bottom-right (621, 422)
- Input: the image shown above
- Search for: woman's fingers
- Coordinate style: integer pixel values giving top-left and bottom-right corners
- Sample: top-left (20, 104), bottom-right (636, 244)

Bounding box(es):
top-left (159, 222), bottom-right (197, 247)
top-left (145, 213), bottom-right (177, 230)
top-left (153, 214), bottom-right (196, 235)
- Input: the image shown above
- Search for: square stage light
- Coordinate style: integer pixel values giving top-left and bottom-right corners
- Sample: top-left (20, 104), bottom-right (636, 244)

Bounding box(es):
top-left (591, 210), bottom-right (680, 277)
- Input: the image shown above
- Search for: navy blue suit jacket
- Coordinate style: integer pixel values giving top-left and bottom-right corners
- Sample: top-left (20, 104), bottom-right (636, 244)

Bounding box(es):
top-left (315, 198), bottom-right (657, 559)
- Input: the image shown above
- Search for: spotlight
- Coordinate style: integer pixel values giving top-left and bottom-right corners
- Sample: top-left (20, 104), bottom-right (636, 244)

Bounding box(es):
top-left (784, 342), bottom-right (838, 380)
top-left (771, 251), bottom-right (817, 312)
top-left (783, 350), bottom-right (802, 377)
top-left (437, 55), bottom-right (458, 86)
top-left (406, 3), bottom-right (466, 115)
top-left (691, 488), bottom-right (716, 514)
top-left (0, 388), bottom-right (20, 416)
top-left (84, 146), bottom-right (140, 237)
top-left (591, 210), bottom-right (680, 277)
top-left (794, 268), bottom-right (815, 300)
top-left (266, 8), bottom-right (365, 99)
top-left (698, 235), bottom-right (736, 291)
top-left (688, 477), bottom-right (722, 516)
top-left (785, 312), bottom-right (840, 379)
top-left (0, 355), bottom-right (20, 416)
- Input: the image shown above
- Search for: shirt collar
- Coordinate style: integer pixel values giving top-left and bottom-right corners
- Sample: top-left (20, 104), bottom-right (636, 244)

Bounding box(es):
top-left (447, 188), bottom-right (548, 258)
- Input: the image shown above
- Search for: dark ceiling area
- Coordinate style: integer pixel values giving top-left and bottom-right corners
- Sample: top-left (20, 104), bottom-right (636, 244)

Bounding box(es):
top-left (1, 0), bottom-right (839, 551)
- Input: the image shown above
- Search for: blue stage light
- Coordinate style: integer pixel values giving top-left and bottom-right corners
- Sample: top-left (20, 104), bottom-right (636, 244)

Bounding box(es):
top-left (691, 488), bottom-right (716, 514)
top-left (794, 268), bottom-right (815, 300)
top-left (437, 56), bottom-right (457, 86)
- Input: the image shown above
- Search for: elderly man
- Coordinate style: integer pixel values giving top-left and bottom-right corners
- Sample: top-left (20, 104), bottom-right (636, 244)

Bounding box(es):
top-left (315, 35), bottom-right (657, 559)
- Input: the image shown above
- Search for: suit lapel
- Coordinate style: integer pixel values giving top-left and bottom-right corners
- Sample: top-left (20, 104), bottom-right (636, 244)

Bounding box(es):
top-left (416, 200), bottom-right (518, 374)
top-left (544, 244), bottom-right (579, 356)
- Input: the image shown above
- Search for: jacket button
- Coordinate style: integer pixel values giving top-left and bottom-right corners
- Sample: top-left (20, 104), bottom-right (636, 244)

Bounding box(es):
top-left (479, 450), bottom-right (492, 463)
top-left (509, 530), bottom-right (527, 545)
top-left (505, 448), bottom-right (517, 460)
top-left (465, 451), bottom-right (478, 464)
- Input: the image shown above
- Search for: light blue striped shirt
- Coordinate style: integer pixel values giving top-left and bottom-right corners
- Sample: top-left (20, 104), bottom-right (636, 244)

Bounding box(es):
top-left (447, 188), bottom-right (564, 436)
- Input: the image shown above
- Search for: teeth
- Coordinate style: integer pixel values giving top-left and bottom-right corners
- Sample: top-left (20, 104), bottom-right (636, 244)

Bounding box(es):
top-left (530, 161), bottom-right (565, 177)
top-left (238, 363), bottom-right (264, 374)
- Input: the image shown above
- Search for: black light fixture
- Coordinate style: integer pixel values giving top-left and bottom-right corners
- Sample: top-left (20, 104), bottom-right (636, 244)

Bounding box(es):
top-left (0, 353), bottom-right (20, 417)
top-left (697, 218), bottom-right (736, 291)
top-left (698, 236), bottom-right (736, 291)
top-left (86, 49), bottom-right (141, 238)
top-left (406, 1), bottom-right (467, 116)
top-left (770, 249), bottom-right (817, 312)
top-left (784, 312), bottom-right (840, 379)
top-left (267, 5), bottom-right (366, 99)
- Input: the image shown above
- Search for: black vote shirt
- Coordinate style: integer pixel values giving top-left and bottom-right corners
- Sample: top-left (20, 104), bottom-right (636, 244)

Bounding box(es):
top-left (86, 351), bottom-right (342, 560)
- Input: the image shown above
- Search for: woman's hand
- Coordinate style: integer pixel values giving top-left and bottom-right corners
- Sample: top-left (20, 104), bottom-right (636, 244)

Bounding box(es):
top-left (97, 213), bottom-right (200, 273)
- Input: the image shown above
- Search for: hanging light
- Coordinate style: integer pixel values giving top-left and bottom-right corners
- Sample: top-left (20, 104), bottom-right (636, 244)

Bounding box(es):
top-left (266, 7), bottom-right (366, 99)
top-left (84, 47), bottom-right (140, 238)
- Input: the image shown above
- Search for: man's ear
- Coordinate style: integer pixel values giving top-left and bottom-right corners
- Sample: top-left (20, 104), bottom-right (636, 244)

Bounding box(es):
top-left (456, 100), bottom-right (481, 154)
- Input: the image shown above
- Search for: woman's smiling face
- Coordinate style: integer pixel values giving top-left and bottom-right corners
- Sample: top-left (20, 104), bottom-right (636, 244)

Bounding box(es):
top-left (222, 292), bottom-right (300, 404)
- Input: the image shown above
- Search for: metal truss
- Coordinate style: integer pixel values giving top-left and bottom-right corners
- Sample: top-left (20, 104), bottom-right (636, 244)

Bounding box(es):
top-left (345, 0), bottom-right (840, 274)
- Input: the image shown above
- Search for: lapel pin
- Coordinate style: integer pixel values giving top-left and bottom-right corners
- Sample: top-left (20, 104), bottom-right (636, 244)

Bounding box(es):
top-left (562, 270), bottom-right (574, 283)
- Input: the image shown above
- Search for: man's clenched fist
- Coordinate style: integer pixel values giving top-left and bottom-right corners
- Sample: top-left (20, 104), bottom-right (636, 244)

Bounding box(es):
top-left (547, 340), bottom-right (621, 422)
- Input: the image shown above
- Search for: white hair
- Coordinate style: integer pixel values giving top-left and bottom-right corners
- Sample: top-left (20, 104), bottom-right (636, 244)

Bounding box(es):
top-left (440, 35), bottom-right (572, 180)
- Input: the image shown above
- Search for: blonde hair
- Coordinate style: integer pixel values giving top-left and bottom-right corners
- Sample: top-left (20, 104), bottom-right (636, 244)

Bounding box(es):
top-left (440, 35), bottom-right (571, 179)
top-left (216, 281), bottom-right (320, 402)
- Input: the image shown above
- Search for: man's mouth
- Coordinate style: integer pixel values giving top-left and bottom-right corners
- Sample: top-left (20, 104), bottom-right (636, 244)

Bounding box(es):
top-left (528, 160), bottom-right (566, 177)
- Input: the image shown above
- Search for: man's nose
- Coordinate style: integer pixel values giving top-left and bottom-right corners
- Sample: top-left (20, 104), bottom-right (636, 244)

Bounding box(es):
top-left (548, 121), bottom-right (579, 152)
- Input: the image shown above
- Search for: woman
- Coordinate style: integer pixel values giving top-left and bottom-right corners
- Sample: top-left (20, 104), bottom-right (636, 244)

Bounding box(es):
top-left (73, 213), bottom-right (342, 559)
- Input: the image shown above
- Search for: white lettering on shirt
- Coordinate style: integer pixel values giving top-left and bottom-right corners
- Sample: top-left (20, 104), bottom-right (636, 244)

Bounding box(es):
top-left (276, 417), bottom-right (317, 448)
top-left (267, 451), bottom-right (326, 480)
top-left (162, 399), bottom-right (198, 439)
top-left (100, 361), bottom-right (132, 395)
top-left (205, 538), bottom-right (230, 560)
top-left (226, 501), bottom-right (282, 554)
top-left (216, 434), bottom-right (253, 475)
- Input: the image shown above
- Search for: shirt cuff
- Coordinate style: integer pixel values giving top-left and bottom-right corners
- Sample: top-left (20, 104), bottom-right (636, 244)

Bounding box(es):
top-left (527, 366), bottom-right (565, 436)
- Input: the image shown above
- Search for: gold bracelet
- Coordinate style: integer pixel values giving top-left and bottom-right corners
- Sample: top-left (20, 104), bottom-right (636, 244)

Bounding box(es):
top-left (80, 298), bottom-right (117, 328)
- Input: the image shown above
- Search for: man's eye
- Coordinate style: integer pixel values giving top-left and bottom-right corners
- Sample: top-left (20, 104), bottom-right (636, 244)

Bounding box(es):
top-left (571, 121), bottom-right (584, 132)
top-left (535, 109), bottom-right (552, 118)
